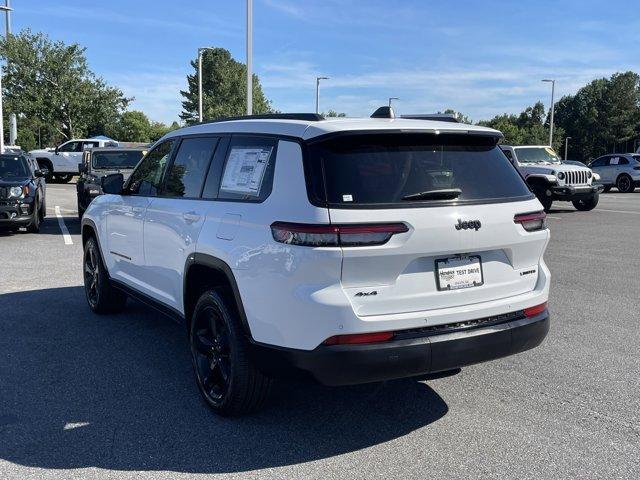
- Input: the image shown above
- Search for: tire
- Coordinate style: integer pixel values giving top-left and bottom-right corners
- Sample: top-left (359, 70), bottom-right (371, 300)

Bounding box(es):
top-left (26, 202), bottom-right (41, 233)
top-left (36, 159), bottom-right (53, 181)
top-left (189, 289), bottom-right (272, 416)
top-left (616, 174), bottom-right (635, 193)
top-left (534, 190), bottom-right (553, 212)
top-left (83, 237), bottom-right (127, 314)
top-left (56, 174), bottom-right (73, 184)
top-left (602, 186), bottom-right (611, 193)
top-left (572, 192), bottom-right (599, 211)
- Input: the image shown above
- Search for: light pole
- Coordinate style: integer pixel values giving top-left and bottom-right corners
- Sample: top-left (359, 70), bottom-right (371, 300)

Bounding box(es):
top-left (246, 0), bottom-right (253, 115)
top-left (315, 76), bottom-right (329, 114)
top-left (564, 136), bottom-right (571, 161)
top-left (0, 0), bottom-right (11, 153)
top-left (388, 97), bottom-right (399, 108)
top-left (197, 47), bottom-right (215, 123)
top-left (542, 79), bottom-right (555, 147)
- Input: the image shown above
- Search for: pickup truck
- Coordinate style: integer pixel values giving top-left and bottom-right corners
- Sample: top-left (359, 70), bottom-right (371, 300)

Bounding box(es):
top-left (29, 137), bottom-right (118, 183)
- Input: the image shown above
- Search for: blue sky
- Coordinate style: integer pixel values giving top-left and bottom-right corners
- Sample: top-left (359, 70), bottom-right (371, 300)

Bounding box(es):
top-left (15, 0), bottom-right (639, 124)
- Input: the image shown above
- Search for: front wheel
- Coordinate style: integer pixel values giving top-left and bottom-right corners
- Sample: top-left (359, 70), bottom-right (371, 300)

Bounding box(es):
top-left (83, 237), bottom-right (127, 314)
top-left (190, 289), bottom-right (272, 416)
top-left (616, 174), bottom-right (635, 193)
top-left (572, 193), bottom-right (599, 211)
top-left (534, 191), bottom-right (553, 212)
top-left (26, 203), bottom-right (41, 233)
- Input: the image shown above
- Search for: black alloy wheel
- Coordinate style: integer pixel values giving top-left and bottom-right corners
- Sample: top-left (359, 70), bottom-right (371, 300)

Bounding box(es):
top-left (616, 174), bottom-right (634, 193)
top-left (191, 303), bottom-right (232, 405)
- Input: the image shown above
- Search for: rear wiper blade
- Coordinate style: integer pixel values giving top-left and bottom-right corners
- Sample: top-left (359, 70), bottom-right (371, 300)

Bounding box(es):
top-left (402, 188), bottom-right (462, 201)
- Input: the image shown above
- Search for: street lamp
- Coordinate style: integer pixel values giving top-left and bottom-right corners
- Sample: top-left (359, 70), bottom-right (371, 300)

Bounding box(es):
top-left (315, 76), bottom-right (329, 114)
top-left (246, 0), bottom-right (253, 115)
top-left (388, 97), bottom-right (399, 108)
top-left (565, 136), bottom-right (571, 161)
top-left (542, 79), bottom-right (556, 147)
top-left (197, 47), bottom-right (216, 123)
top-left (0, 0), bottom-right (11, 153)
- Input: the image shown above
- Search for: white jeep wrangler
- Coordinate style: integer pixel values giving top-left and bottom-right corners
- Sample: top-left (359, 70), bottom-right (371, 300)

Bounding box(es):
top-left (500, 145), bottom-right (603, 212)
top-left (29, 137), bottom-right (118, 183)
top-left (81, 111), bottom-right (550, 415)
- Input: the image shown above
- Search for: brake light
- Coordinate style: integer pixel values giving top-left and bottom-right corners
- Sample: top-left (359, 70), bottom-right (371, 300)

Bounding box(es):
top-left (524, 302), bottom-right (548, 318)
top-left (323, 331), bottom-right (394, 345)
top-left (270, 222), bottom-right (408, 247)
top-left (514, 211), bottom-right (546, 232)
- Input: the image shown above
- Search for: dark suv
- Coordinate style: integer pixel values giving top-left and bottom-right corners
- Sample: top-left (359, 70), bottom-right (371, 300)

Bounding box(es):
top-left (77, 147), bottom-right (146, 217)
top-left (0, 153), bottom-right (47, 233)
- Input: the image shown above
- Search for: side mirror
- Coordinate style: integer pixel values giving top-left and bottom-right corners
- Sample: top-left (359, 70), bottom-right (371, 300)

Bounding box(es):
top-left (101, 173), bottom-right (124, 195)
top-left (54, 146), bottom-right (59, 155)
top-left (78, 163), bottom-right (88, 174)
top-left (34, 169), bottom-right (45, 178)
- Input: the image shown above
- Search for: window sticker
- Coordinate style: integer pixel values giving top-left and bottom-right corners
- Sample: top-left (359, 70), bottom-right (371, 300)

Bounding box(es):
top-left (220, 146), bottom-right (273, 196)
top-left (611, 157), bottom-right (619, 165)
top-left (342, 194), bottom-right (353, 202)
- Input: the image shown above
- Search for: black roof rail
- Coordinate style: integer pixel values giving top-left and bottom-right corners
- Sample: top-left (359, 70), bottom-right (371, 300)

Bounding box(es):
top-left (200, 113), bottom-right (325, 124)
top-left (400, 114), bottom-right (460, 123)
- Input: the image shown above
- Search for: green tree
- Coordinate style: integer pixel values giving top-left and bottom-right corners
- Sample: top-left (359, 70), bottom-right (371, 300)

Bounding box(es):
top-left (323, 110), bottom-right (347, 117)
top-left (180, 48), bottom-right (272, 123)
top-left (554, 72), bottom-right (640, 161)
top-left (0, 29), bottom-right (131, 147)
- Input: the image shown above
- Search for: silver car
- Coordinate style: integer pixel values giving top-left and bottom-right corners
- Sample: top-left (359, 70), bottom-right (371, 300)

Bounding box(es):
top-left (589, 153), bottom-right (640, 193)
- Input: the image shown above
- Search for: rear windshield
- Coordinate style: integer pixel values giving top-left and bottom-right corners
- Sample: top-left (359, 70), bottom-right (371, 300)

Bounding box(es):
top-left (306, 133), bottom-right (532, 207)
top-left (93, 150), bottom-right (144, 169)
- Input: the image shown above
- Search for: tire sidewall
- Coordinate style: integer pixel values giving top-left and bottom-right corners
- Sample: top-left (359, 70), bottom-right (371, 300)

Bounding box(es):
top-left (190, 290), bottom-right (241, 413)
top-left (617, 175), bottom-right (633, 193)
top-left (83, 238), bottom-right (103, 310)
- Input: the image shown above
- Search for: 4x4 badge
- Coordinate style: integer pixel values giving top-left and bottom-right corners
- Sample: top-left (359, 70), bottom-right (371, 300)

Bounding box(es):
top-left (455, 219), bottom-right (482, 231)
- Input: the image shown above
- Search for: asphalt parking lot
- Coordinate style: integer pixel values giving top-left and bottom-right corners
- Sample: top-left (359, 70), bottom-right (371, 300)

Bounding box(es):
top-left (1, 183), bottom-right (639, 480)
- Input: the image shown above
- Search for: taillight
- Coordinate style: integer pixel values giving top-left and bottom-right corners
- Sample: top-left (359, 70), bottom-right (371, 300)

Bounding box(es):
top-left (323, 331), bottom-right (394, 345)
top-left (524, 302), bottom-right (548, 318)
top-left (270, 222), bottom-right (408, 247)
top-left (514, 211), bottom-right (546, 232)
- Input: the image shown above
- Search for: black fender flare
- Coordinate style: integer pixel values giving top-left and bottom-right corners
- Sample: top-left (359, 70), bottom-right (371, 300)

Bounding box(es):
top-left (183, 253), bottom-right (253, 339)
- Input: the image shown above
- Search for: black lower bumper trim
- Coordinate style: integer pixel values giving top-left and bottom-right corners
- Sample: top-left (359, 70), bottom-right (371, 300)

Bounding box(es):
top-left (250, 311), bottom-right (550, 386)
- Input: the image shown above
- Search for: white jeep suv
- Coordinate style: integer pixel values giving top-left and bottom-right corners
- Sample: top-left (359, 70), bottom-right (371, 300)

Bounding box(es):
top-left (81, 112), bottom-right (551, 415)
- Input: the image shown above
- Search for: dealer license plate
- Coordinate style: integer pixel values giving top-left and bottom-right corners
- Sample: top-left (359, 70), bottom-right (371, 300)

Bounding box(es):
top-left (436, 255), bottom-right (484, 291)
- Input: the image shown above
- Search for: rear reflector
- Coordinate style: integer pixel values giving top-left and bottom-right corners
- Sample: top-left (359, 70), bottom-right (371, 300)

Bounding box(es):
top-left (271, 222), bottom-right (408, 247)
top-left (323, 331), bottom-right (394, 345)
top-left (524, 302), bottom-right (548, 318)
top-left (514, 211), bottom-right (547, 232)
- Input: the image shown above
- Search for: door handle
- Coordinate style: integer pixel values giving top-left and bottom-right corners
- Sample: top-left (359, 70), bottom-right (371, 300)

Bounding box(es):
top-left (183, 212), bottom-right (201, 224)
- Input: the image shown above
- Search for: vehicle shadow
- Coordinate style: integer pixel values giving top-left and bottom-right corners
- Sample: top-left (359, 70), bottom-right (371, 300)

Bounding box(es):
top-left (0, 216), bottom-right (81, 237)
top-left (0, 286), bottom-right (449, 474)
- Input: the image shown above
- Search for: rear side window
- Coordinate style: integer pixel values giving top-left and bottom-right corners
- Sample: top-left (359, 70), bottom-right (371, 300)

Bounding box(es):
top-left (306, 133), bottom-right (533, 207)
top-left (163, 137), bottom-right (218, 198)
top-left (217, 136), bottom-right (278, 202)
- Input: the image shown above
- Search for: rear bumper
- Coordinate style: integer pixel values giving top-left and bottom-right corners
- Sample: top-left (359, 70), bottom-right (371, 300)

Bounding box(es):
top-left (250, 310), bottom-right (550, 386)
top-left (550, 183), bottom-right (603, 200)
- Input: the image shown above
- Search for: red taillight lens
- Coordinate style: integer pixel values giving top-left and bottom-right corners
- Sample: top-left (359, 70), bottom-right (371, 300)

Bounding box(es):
top-left (323, 331), bottom-right (394, 345)
top-left (270, 222), bottom-right (408, 247)
top-left (524, 302), bottom-right (548, 318)
top-left (514, 211), bottom-right (547, 232)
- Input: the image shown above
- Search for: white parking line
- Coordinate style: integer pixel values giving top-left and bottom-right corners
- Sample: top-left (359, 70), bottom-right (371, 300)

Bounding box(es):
top-left (546, 215), bottom-right (562, 219)
top-left (596, 208), bottom-right (640, 215)
top-left (55, 206), bottom-right (74, 245)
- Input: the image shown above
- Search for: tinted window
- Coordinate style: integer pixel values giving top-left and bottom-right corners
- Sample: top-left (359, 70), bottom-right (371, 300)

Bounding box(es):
top-left (618, 157), bottom-right (629, 165)
top-left (93, 150), bottom-right (144, 169)
top-left (163, 137), bottom-right (218, 198)
top-left (126, 140), bottom-right (175, 196)
top-left (58, 141), bottom-right (83, 153)
top-left (83, 141), bottom-right (100, 149)
top-left (0, 156), bottom-right (29, 178)
top-left (218, 136), bottom-right (278, 201)
top-left (502, 149), bottom-right (513, 160)
top-left (632, 155), bottom-right (640, 163)
top-left (590, 157), bottom-right (608, 167)
top-left (307, 133), bottom-right (532, 207)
